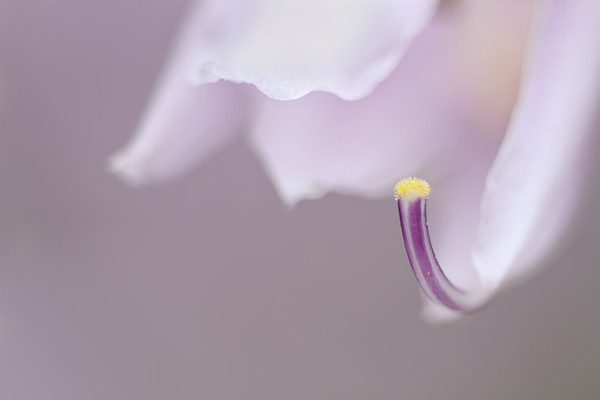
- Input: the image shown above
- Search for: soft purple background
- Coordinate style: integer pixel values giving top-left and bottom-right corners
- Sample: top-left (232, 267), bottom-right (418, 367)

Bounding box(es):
top-left (0, 1), bottom-right (599, 399)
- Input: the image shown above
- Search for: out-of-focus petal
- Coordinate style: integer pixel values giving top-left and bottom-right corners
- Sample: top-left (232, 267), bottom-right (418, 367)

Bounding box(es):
top-left (472, 0), bottom-right (600, 288)
top-left (110, 79), bottom-right (248, 185)
top-left (248, 73), bottom-right (455, 206)
top-left (420, 142), bottom-right (500, 324)
top-left (249, 4), bottom-right (527, 206)
top-left (110, 1), bottom-right (254, 185)
top-left (185, 0), bottom-right (438, 100)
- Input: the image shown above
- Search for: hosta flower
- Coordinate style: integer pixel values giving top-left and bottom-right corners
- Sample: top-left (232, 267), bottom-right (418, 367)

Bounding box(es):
top-left (110, 0), bottom-right (600, 322)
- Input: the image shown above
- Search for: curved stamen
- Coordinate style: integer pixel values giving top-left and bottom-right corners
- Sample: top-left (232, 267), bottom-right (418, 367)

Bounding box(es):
top-left (395, 178), bottom-right (491, 313)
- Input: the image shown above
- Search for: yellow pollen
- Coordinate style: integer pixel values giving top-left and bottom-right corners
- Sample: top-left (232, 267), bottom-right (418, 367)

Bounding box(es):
top-left (394, 177), bottom-right (431, 200)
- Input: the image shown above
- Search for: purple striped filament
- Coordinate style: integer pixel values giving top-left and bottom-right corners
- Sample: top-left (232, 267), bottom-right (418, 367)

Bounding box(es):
top-left (395, 178), bottom-right (491, 314)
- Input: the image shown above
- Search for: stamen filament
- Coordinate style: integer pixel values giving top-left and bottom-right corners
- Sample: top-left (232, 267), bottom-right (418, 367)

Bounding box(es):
top-left (395, 178), bottom-right (491, 313)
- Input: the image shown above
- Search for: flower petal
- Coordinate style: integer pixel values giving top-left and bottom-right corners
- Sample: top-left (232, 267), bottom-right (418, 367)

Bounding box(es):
top-left (248, 81), bottom-right (452, 206)
top-left (184, 0), bottom-right (438, 100)
top-left (110, 1), bottom-right (257, 185)
top-left (249, 3), bottom-right (528, 206)
top-left (110, 79), bottom-right (248, 185)
top-left (472, 0), bottom-right (600, 288)
top-left (419, 144), bottom-right (501, 323)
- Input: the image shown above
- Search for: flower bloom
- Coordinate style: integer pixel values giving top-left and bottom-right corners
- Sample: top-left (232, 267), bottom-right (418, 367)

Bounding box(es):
top-left (110, 0), bottom-right (600, 322)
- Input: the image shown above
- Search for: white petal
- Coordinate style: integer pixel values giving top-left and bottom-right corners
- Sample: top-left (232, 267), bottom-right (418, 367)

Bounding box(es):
top-left (110, 1), bottom-right (256, 185)
top-left (248, 4), bottom-right (527, 206)
top-left (420, 146), bottom-right (501, 324)
top-left (184, 0), bottom-right (438, 100)
top-left (472, 0), bottom-right (600, 288)
top-left (248, 74), bottom-right (455, 206)
top-left (110, 74), bottom-right (248, 185)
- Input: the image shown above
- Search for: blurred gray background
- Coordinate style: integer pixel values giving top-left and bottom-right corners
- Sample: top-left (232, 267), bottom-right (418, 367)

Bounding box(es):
top-left (0, 1), bottom-right (599, 399)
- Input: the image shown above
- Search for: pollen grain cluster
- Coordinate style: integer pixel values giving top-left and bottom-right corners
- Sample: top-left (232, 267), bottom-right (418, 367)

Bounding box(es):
top-left (394, 177), bottom-right (431, 200)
